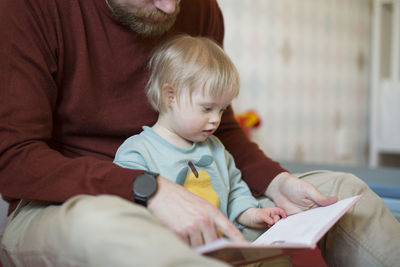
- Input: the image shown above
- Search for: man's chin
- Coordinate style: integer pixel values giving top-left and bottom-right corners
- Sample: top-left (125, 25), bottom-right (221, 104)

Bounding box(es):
top-left (131, 21), bottom-right (176, 37)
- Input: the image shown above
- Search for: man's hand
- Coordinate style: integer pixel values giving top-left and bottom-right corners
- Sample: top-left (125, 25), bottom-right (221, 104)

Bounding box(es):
top-left (265, 172), bottom-right (338, 215)
top-left (147, 176), bottom-right (246, 247)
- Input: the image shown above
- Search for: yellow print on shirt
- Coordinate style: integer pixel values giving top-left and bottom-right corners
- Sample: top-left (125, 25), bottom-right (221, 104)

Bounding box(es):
top-left (183, 170), bottom-right (220, 208)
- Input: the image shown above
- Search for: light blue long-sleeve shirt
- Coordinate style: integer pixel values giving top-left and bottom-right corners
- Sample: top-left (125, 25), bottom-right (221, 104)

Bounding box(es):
top-left (114, 126), bottom-right (259, 228)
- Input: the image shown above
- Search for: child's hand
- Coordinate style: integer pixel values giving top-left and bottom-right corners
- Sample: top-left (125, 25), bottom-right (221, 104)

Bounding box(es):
top-left (237, 207), bottom-right (287, 228)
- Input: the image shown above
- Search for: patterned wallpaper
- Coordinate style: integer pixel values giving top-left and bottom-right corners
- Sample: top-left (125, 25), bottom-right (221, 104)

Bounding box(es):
top-left (218, 0), bottom-right (372, 165)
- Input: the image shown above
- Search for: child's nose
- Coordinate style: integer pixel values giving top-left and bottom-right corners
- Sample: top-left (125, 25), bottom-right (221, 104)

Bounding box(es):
top-left (209, 112), bottom-right (222, 124)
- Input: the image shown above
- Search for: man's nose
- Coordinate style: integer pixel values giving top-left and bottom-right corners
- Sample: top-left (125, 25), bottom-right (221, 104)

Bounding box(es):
top-left (154, 0), bottom-right (178, 14)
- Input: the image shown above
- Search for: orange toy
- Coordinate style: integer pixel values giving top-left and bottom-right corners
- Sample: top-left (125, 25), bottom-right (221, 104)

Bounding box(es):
top-left (235, 110), bottom-right (261, 138)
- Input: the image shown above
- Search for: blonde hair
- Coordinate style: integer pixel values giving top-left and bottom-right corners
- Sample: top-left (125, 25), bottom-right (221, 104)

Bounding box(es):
top-left (146, 35), bottom-right (240, 112)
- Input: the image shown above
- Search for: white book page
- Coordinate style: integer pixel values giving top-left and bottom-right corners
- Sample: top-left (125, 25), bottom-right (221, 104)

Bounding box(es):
top-left (195, 195), bottom-right (361, 254)
top-left (252, 195), bottom-right (361, 247)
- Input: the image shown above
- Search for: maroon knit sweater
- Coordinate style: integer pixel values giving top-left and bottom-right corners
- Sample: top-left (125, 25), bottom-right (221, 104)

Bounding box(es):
top-left (0, 0), bottom-right (286, 214)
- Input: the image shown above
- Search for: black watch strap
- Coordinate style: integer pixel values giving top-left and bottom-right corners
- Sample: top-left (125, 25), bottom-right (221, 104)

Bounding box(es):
top-left (133, 171), bottom-right (159, 207)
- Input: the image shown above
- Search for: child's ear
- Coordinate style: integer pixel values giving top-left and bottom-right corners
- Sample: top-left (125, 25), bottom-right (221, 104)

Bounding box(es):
top-left (162, 84), bottom-right (176, 107)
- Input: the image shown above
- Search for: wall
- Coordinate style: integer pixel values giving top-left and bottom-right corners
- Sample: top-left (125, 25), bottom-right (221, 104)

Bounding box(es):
top-left (218, 0), bottom-right (372, 165)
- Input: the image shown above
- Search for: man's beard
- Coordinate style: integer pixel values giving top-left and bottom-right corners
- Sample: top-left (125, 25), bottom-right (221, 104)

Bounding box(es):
top-left (106, 0), bottom-right (180, 37)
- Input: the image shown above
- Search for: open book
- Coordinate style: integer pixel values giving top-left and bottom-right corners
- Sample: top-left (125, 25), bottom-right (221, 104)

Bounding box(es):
top-left (195, 195), bottom-right (361, 266)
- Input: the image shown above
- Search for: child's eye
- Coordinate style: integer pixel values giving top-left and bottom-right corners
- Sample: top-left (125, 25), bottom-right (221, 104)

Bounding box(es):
top-left (203, 106), bottom-right (212, 112)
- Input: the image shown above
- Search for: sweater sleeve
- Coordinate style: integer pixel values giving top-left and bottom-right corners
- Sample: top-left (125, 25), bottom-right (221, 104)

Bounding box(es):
top-left (0, 1), bottom-right (138, 213)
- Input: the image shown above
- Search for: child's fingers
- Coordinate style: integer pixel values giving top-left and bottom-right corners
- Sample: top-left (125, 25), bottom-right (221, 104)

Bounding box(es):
top-left (263, 215), bottom-right (275, 226)
top-left (278, 208), bottom-right (287, 218)
top-left (273, 214), bottom-right (281, 223)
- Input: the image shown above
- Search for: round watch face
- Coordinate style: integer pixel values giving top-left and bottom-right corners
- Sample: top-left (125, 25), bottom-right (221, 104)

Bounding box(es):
top-left (134, 173), bottom-right (157, 198)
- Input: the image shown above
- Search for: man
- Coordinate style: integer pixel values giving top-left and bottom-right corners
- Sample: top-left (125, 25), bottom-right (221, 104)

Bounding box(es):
top-left (0, 0), bottom-right (399, 266)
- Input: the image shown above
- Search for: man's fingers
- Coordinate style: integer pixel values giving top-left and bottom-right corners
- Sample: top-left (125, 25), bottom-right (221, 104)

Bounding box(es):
top-left (148, 177), bottom-right (244, 245)
top-left (309, 185), bottom-right (338, 207)
top-left (188, 230), bottom-right (204, 247)
top-left (318, 194), bottom-right (338, 206)
top-left (177, 231), bottom-right (190, 245)
top-left (199, 224), bottom-right (219, 244)
top-left (214, 214), bottom-right (246, 242)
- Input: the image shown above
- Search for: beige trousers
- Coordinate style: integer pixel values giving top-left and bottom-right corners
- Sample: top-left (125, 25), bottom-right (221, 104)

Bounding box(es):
top-left (1, 171), bottom-right (399, 267)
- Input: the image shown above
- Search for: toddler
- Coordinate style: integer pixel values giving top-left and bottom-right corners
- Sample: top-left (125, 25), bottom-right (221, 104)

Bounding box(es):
top-left (114, 35), bottom-right (286, 235)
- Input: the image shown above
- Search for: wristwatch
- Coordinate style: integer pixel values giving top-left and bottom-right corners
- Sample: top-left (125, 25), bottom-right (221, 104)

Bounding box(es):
top-left (132, 171), bottom-right (159, 206)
